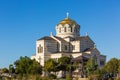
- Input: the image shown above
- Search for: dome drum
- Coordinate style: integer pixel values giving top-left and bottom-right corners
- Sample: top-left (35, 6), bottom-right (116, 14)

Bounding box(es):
top-left (56, 18), bottom-right (80, 38)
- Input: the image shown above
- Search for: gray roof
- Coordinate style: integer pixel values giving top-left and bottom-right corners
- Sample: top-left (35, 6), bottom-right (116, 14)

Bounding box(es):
top-left (83, 48), bottom-right (94, 52)
top-left (74, 36), bottom-right (88, 40)
top-left (37, 36), bottom-right (66, 42)
top-left (37, 36), bottom-right (55, 41)
top-left (71, 55), bottom-right (88, 62)
top-left (74, 36), bottom-right (95, 44)
top-left (37, 36), bottom-right (94, 44)
top-left (54, 36), bottom-right (66, 42)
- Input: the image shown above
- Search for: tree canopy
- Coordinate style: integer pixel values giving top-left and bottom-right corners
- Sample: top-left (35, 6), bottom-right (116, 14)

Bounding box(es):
top-left (103, 58), bottom-right (119, 75)
top-left (85, 58), bottom-right (98, 74)
top-left (9, 64), bottom-right (15, 73)
top-left (58, 56), bottom-right (71, 71)
top-left (1, 68), bottom-right (9, 73)
top-left (44, 59), bottom-right (58, 73)
top-left (14, 56), bottom-right (42, 75)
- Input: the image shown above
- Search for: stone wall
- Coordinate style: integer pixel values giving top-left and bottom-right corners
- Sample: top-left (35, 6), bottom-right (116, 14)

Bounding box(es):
top-left (71, 41), bottom-right (80, 52)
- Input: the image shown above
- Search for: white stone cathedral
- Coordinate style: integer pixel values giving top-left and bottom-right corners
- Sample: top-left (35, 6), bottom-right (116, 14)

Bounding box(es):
top-left (31, 14), bottom-right (106, 70)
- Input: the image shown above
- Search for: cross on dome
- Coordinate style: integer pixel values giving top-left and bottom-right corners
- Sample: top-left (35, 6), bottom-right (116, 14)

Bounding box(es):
top-left (66, 12), bottom-right (69, 18)
top-left (85, 32), bottom-right (88, 36)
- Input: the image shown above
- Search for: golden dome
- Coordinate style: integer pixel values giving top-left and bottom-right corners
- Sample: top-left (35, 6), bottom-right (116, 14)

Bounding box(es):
top-left (58, 18), bottom-right (77, 25)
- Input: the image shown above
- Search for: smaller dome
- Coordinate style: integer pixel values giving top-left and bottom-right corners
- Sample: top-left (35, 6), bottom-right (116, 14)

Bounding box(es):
top-left (58, 18), bottom-right (77, 25)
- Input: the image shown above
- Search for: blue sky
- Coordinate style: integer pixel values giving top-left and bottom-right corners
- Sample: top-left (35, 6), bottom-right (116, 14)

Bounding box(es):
top-left (0, 0), bottom-right (120, 68)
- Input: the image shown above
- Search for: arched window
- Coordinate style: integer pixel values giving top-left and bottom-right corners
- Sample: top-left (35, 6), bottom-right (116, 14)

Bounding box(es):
top-left (74, 28), bottom-right (78, 33)
top-left (57, 42), bottom-right (59, 52)
top-left (59, 28), bottom-right (61, 33)
top-left (72, 45), bottom-right (75, 50)
top-left (77, 29), bottom-right (79, 33)
top-left (71, 27), bottom-right (72, 32)
top-left (65, 45), bottom-right (67, 50)
top-left (64, 27), bottom-right (66, 32)
top-left (38, 44), bottom-right (43, 53)
top-left (74, 28), bottom-right (76, 32)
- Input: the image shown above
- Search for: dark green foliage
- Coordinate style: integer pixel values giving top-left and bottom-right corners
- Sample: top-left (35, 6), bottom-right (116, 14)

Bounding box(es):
top-left (102, 58), bottom-right (119, 79)
top-left (44, 59), bottom-right (58, 73)
top-left (103, 58), bottom-right (119, 74)
top-left (44, 56), bottom-right (75, 78)
top-left (44, 56), bottom-right (71, 73)
top-left (85, 58), bottom-right (102, 79)
top-left (85, 58), bottom-right (98, 75)
top-left (2, 68), bottom-right (9, 73)
top-left (9, 64), bottom-right (15, 73)
top-left (14, 56), bottom-right (42, 75)
top-left (58, 56), bottom-right (71, 71)
top-left (118, 60), bottom-right (120, 74)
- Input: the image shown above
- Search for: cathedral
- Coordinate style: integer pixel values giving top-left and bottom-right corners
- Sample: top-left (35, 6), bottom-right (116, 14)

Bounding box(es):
top-left (31, 13), bottom-right (106, 77)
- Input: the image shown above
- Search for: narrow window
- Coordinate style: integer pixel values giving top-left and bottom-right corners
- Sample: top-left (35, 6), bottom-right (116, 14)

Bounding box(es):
top-left (40, 47), bottom-right (43, 53)
top-left (71, 27), bottom-right (72, 32)
top-left (76, 28), bottom-right (77, 33)
top-left (64, 27), bottom-right (66, 32)
top-left (59, 28), bottom-right (61, 33)
top-left (57, 42), bottom-right (59, 52)
top-left (38, 45), bottom-right (43, 53)
top-left (38, 47), bottom-right (40, 53)
top-left (100, 60), bottom-right (105, 66)
top-left (73, 45), bottom-right (75, 50)
top-left (65, 45), bottom-right (67, 50)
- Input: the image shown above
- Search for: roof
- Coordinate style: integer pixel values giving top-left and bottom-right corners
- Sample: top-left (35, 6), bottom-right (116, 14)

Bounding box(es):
top-left (37, 36), bottom-right (55, 41)
top-left (37, 36), bottom-right (66, 42)
top-left (37, 36), bottom-right (94, 44)
top-left (83, 48), bottom-right (94, 52)
top-left (54, 36), bottom-right (66, 42)
top-left (73, 36), bottom-right (95, 44)
top-left (64, 36), bottom-right (73, 38)
top-left (58, 18), bottom-right (77, 25)
top-left (74, 36), bottom-right (88, 41)
top-left (71, 56), bottom-right (88, 62)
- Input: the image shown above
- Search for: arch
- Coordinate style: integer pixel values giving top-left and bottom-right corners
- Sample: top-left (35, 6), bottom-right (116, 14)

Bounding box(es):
top-left (38, 44), bottom-right (43, 53)
top-left (64, 27), bottom-right (66, 32)
top-left (59, 28), bottom-right (61, 33)
top-left (75, 28), bottom-right (78, 33)
top-left (71, 27), bottom-right (72, 32)
top-left (64, 45), bottom-right (67, 50)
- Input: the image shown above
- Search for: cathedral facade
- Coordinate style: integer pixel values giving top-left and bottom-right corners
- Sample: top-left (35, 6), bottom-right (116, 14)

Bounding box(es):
top-left (31, 15), bottom-right (106, 71)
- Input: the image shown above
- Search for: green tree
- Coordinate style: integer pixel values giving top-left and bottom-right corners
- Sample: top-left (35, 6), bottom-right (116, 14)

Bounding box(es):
top-left (85, 58), bottom-right (100, 79)
top-left (118, 60), bottom-right (120, 74)
top-left (29, 59), bottom-right (42, 75)
top-left (57, 56), bottom-right (71, 77)
top-left (103, 58), bottom-right (119, 75)
top-left (86, 58), bottom-right (98, 74)
top-left (9, 64), bottom-right (15, 73)
top-left (101, 58), bottom-right (120, 80)
top-left (2, 68), bottom-right (9, 73)
top-left (44, 56), bottom-right (75, 78)
top-left (58, 56), bottom-right (71, 71)
top-left (44, 59), bottom-right (58, 76)
top-left (14, 56), bottom-right (42, 75)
